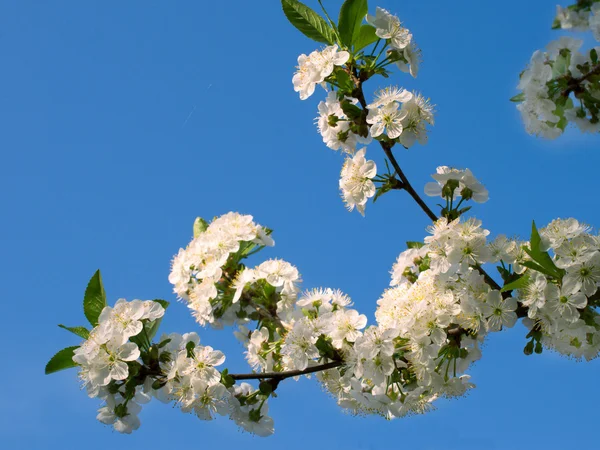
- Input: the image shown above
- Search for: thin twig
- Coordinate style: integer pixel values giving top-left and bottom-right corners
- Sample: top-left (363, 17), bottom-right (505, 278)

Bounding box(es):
top-left (229, 360), bottom-right (343, 381)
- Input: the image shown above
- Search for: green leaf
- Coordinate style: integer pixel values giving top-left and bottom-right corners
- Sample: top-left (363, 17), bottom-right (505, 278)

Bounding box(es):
top-left (220, 369), bottom-right (235, 389)
top-left (335, 68), bottom-right (354, 92)
top-left (45, 346), bottom-right (79, 374)
top-left (591, 48), bottom-right (598, 65)
top-left (501, 274), bottom-right (530, 293)
top-left (58, 325), bottom-right (90, 340)
top-left (406, 241), bottom-right (425, 249)
top-left (552, 53), bottom-right (571, 78)
top-left (521, 259), bottom-right (557, 279)
top-left (281, 0), bottom-right (335, 44)
top-left (193, 217), bottom-right (209, 238)
top-left (510, 92), bottom-right (525, 103)
top-left (145, 317), bottom-right (164, 343)
top-left (83, 270), bottom-right (107, 327)
top-left (153, 299), bottom-right (170, 310)
top-left (354, 25), bottom-right (378, 52)
top-left (338, 0), bottom-right (368, 48)
top-left (526, 221), bottom-right (563, 278)
top-left (340, 100), bottom-right (363, 119)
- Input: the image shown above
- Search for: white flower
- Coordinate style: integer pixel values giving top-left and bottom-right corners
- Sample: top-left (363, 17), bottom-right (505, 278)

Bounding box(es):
top-left (481, 291), bottom-right (517, 332)
top-left (256, 259), bottom-right (301, 294)
top-left (78, 340), bottom-right (140, 387)
top-left (368, 86), bottom-right (413, 109)
top-left (544, 284), bottom-right (587, 323)
top-left (424, 166), bottom-right (488, 203)
top-left (245, 327), bottom-right (273, 372)
top-left (179, 345), bottom-right (225, 386)
top-left (394, 41), bottom-right (421, 78)
top-left (281, 320), bottom-right (319, 371)
top-left (324, 309), bottom-right (367, 347)
top-left (367, 101), bottom-right (407, 138)
top-left (292, 45), bottom-right (349, 100)
top-left (541, 218), bottom-right (590, 251)
top-left (366, 7), bottom-right (412, 50)
top-left (97, 395), bottom-right (142, 434)
top-left (555, 5), bottom-right (589, 31)
top-left (98, 299), bottom-right (145, 344)
top-left (547, 36), bottom-right (583, 59)
top-left (339, 148), bottom-right (377, 216)
top-left (190, 381), bottom-right (231, 420)
top-left (563, 252), bottom-right (600, 296)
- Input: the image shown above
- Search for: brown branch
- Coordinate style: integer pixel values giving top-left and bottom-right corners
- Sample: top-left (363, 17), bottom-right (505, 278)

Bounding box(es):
top-left (562, 63), bottom-right (600, 98)
top-left (229, 360), bottom-right (343, 381)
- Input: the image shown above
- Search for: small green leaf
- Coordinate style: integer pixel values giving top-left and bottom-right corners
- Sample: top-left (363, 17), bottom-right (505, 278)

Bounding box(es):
top-left (259, 380), bottom-right (274, 395)
top-left (153, 299), bottom-right (170, 310)
top-left (83, 270), bottom-right (107, 327)
top-left (501, 274), bottom-right (530, 293)
top-left (406, 241), bottom-right (425, 249)
top-left (58, 325), bottom-right (90, 340)
top-left (335, 68), bottom-right (354, 92)
top-left (510, 92), bottom-right (525, 103)
top-left (354, 25), bottom-right (378, 52)
top-left (45, 346), bottom-right (79, 374)
top-left (144, 317), bottom-right (164, 343)
top-left (338, 0), bottom-right (368, 48)
top-left (552, 53), bottom-right (570, 77)
top-left (591, 48), bottom-right (598, 65)
top-left (220, 369), bottom-right (235, 389)
top-left (526, 221), bottom-right (562, 278)
top-left (340, 100), bottom-right (363, 119)
top-left (521, 259), bottom-right (557, 278)
top-left (193, 217), bottom-right (209, 238)
top-left (281, 0), bottom-right (335, 44)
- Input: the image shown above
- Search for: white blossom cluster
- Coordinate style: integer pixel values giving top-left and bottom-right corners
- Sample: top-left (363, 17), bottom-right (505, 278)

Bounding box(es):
top-left (366, 7), bottom-right (420, 77)
top-left (293, 45), bottom-right (350, 100)
top-left (519, 218), bottom-right (600, 359)
top-left (339, 148), bottom-right (377, 216)
top-left (289, 7), bottom-right (434, 217)
top-left (72, 299), bottom-right (165, 433)
top-left (516, 19), bottom-right (600, 137)
top-left (154, 332), bottom-right (275, 436)
top-left (555, 3), bottom-right (600, 39)
top-left (168, 212), bottom-right (274, 327)
top-left (316, 91), bottom-right (372, 153)
top-left (367, 87), bottom-right (434, 148)
top-left (72, 296), bottom-right (277, 436)
top-left (424, 166), bottom-right (489, 204)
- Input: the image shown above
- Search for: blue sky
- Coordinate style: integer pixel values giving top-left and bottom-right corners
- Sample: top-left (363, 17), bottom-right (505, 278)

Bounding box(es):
top-left (1, 1), bottom-right (599, 449)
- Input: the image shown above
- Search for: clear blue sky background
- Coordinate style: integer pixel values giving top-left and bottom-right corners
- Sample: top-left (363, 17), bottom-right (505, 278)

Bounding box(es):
top-left (2, 1), bottom-right (599, 449)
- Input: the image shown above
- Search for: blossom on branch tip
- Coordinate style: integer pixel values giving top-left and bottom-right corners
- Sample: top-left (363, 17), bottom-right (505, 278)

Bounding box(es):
top-left (339, 148), bottom-right (377, 216)
top-left (292, 45), bottom-right (350, 100)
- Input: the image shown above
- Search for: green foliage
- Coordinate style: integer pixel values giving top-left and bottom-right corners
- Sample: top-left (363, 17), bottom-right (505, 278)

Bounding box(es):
top-left (510, 93), bottom-right (525, 103)
top-left (153, 299), bottom-right (170, 310)
top-left (340, 100), bottom-right (363, 119)
top-left (334, 67), bottom-right (354, 92)
top-left (500, 274), bottom-right (530, 293)
top-left (221, 369), bottom-right (235, 389)
top-left (338, 0), bottom-right (368, 48)
top-left (281, 0), bottom-right (336, 44)
top-left (406, 241), bottom-right (425, 249)
top-left (83, 270), bottom-right (107, 327)
top-left (193, 217), bottom-right (209, 238)
top-left (353, 25), bottom-right (378, 52)
top-left (552, 52), bottom-right (571, 78)
top-left (45, 346), bottom-right (79, 374)
top-left (315, 334), bottom-right (337, 360)
top-left (58, 324), bottom-right (90, 339)
top-left (524, 221), bottom-right (563, 279)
